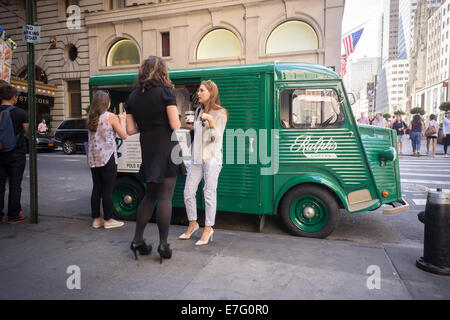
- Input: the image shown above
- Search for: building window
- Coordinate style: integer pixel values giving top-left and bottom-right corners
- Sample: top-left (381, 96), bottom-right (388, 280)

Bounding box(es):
top-left (106, 39), bottom-right (140, 66)
top-left (161, 32), bottom-right (170, 57)
top-left (196, 29), bottom-right (242, 60)
top-left (110, 0), bottom-right (125, 9)
top-left (266, 20), bottom-right (318, 54)
top-left (67, 80), bottom-right (81, 118)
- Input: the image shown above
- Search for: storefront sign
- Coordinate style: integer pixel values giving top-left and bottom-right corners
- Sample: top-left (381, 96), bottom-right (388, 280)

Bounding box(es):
top-left (18, 92), bottom-right (54, 107)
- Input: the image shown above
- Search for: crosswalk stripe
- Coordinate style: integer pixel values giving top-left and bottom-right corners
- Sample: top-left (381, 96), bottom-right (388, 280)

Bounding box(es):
top-left (401, 178), bottom-right (450, 185)
top-left (400, 173), bottom-right (450, 178)
top-left (412, 199), bottom-right (427, 205)
top-left (400, 169), bottom-right (450, 172)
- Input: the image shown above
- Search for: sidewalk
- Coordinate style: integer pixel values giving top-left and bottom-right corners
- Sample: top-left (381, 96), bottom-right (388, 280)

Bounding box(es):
top-left (1, 216), bottom-right (449, 300)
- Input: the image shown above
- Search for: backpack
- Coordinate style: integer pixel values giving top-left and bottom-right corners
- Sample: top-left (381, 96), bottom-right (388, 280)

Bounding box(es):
top-left (425, 123), bottom-right (437, 137)
top-left (0, 106), bottom-right (19, 152)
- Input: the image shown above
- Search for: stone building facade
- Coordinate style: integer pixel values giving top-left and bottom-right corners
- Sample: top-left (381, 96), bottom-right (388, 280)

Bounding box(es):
top-left (2, 0), bottom-right (345, 129)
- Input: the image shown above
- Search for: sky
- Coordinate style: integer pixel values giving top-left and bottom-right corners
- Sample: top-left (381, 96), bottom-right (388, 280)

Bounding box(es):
top-left (342, 0), bottom-right (383, 61)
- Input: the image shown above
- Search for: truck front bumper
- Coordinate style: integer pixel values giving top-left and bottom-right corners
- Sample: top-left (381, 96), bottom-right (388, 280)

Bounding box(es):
top-left (383, 199), bottom-right (410, 214)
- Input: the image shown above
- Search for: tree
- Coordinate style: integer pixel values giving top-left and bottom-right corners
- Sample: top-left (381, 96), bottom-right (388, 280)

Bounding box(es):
top-left (439, 102), bottom-right (450, 112)
top-left (383, 113), bottom-right (391, 121)
top-left (394, 110), bottom-right (405, 116)
top-left (410, 107), bottom-right (425, 115)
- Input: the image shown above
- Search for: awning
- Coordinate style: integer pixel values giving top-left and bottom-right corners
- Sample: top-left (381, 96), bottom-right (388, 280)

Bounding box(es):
top-left (11, 77), bottom-right (57, 107)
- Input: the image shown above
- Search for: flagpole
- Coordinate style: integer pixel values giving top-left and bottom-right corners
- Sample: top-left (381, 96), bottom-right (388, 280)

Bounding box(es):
top-left (342, 20), bottom-right (370, 37)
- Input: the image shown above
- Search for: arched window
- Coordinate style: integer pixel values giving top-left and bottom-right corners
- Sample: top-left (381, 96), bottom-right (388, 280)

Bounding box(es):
top-left (106, 39), bottom-right (140, 66)
top-left (266, 21), bottom-right (319, 55)
top-left (197, 29), bottom-right (242, 60)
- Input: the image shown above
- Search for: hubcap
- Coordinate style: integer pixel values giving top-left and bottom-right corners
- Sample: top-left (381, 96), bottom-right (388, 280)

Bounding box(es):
top-left (123, 195), bottom-right (134, 205)
top-left (113, 185), bottom-right (140, 217)
top-left (289, 195), bottom-right (328, 233)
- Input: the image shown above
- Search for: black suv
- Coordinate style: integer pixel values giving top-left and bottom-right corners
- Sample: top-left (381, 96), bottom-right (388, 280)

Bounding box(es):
top-left (54, 118), bottom-right (88, 154)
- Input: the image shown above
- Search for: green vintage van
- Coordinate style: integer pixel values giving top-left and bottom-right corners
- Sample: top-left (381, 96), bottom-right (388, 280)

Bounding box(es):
top-left (89, 61), bottom-right (409, 239)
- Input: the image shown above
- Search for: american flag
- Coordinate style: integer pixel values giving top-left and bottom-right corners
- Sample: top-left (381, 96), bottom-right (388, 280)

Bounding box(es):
top-left (342, 28), bottom-right (364, 57)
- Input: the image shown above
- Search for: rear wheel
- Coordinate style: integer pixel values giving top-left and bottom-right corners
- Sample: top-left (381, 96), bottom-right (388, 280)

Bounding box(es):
top-left (62, 140), bottom-right (76, 154)
top-left (280, 185), bottom-right (339, 238)
top-left (113, 176), bottom-right (145, 221)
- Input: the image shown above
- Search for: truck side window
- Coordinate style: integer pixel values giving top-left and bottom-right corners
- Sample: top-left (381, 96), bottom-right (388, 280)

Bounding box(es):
top-left (280, 88), bottom-right (345, 129)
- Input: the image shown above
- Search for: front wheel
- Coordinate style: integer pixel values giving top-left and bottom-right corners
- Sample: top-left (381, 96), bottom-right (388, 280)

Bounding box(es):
top-left (113, 176), bottom-right (145, 221)
top-left (280, 185), bottom-right (339, 238)
top-left (62, 140), bottom-right (76, 154)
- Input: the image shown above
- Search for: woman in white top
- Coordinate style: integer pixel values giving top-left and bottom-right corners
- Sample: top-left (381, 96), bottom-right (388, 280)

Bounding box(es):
top-left (425, 114), bottom-right (439, 157)
top-left (180, 80), bottom-right (228, 245)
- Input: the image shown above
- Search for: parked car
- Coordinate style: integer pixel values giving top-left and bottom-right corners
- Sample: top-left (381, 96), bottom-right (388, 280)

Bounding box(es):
top-left (54, 118), bottom-right (88, 154)
top-left (25, 133), bottom-right (57, 152)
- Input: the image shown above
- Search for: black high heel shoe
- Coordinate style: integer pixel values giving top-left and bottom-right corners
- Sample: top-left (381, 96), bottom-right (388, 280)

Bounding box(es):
top-left (157, 243), bottom-right (172, 264)
top-left (130, 242), bottom-right (151, 260)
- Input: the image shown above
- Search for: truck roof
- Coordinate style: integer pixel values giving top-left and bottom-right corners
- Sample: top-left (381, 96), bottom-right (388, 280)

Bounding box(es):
top-left (89, 61), bottom-right (340, 87)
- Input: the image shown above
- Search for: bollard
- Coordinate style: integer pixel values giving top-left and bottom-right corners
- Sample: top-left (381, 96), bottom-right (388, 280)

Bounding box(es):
top-left (416, 189), bottom-right (450, 276)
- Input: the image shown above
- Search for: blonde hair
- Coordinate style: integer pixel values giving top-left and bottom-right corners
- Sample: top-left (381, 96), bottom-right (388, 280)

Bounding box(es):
top-left (199, 80), bottom-right (228, 120)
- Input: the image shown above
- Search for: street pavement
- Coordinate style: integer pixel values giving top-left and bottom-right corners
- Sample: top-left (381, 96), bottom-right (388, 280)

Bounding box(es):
top-left (0, 139), bottom-right (449, 300)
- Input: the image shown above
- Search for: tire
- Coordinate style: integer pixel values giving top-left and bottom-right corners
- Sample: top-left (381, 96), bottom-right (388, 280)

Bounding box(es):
top-left (112, 176), bottom-right (145, 221)
top-left (280, 184), bottom-right (339, 239)
top-left (62, 140), bottom-right (76, 154)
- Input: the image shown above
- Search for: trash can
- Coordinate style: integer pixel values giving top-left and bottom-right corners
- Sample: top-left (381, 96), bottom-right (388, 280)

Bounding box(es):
top-left (416, 189), bottom-right (450, 276)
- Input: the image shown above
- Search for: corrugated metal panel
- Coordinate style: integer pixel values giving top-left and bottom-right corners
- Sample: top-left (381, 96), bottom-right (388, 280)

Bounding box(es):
top-left (278, 129), bottom-right (368, 188)
top-left (209, 74), bottom-right (263, 212)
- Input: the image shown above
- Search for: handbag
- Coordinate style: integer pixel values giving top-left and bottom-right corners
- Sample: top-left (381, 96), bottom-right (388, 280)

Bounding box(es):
top-left (425, 124), bottom-right (436, 137)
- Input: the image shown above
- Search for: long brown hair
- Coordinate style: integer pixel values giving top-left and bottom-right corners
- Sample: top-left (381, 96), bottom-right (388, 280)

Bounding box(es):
top-left (199, 80), bottom-right (229, 120)
top-left (137, 56), bottom-right (174, 92)
top-left (87, 90), bottom-right (110, 132)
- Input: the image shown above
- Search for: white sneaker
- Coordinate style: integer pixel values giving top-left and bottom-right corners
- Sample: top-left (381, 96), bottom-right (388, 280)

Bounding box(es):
top-left (104, 219), bottom-right (124, 229)
top-left (92, 219), bottom-right (104, 229)
top-left (445, 154), bottom-right (448, 158)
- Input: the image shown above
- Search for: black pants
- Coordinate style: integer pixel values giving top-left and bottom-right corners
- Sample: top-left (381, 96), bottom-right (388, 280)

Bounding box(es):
top-left (90, 155), bottom-right (117, 220)
top-left (0, 151), bottom-right (26, 219)
top-left (445, 134), bottom-right (450, 155)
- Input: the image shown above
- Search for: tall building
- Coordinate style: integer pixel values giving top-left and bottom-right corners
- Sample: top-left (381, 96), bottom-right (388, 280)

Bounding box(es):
top-left (382, 0), bottom-right (400, 64)
top-left (416, 0), bottom-right (450, 116)
top-left (405, 0), bottom-right (445, 114)
top-left (344, 57), bottom-right (379, 97)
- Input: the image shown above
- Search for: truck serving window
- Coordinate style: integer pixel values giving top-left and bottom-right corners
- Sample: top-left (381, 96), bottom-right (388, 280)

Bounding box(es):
top-left (280, 88), bottom-right (345, 129)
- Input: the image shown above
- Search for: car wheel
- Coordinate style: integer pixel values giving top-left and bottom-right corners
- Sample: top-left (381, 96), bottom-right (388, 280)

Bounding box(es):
top-left (113, 176), bottom-right (145, 221)
top-left (62, 140), bottom-right (76, 154)
top-left (280, 184), bottom-right (339, 239)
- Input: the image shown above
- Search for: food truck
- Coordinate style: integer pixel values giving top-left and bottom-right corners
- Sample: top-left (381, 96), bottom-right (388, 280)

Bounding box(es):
top-left (88, 61), bottom-right (409, 238)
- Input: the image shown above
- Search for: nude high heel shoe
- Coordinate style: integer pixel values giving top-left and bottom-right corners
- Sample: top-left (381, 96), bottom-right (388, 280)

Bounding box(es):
top-left (195, 228), bottom-right (214, 246)
top-left (178, 222), bottom-right (199, 240)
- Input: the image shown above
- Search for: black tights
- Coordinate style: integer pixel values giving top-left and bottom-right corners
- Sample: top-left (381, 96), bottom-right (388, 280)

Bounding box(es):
top-left (133, 176), bottom-right (177, 246)
top-left (445, 134), bottom-right (450, 155)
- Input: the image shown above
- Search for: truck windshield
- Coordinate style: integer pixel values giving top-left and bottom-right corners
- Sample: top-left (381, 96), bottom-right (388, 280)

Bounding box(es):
top-left (280, 88), bottom-right (345, 129)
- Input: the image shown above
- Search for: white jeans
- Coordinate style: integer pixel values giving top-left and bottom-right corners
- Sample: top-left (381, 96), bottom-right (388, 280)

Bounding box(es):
top-left (184, 159), bottom-right (222, 227)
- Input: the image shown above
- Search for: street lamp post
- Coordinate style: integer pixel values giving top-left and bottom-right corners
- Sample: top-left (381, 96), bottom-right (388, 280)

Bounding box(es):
top-left (26, 0), bottom-right (38, 224)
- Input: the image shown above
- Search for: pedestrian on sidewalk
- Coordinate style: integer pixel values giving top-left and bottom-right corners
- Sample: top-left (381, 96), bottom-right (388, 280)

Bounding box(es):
top-left (180, 80), bottom-right (228, 246)
top-left (372, 113), bottom-right (389, 128)
top-left (444, 110), bottom-right (450, 158)
top-left (126, 56), bottom-right (185, 263)
top-left (358, 112), bottom-right (369, 125)
top-left (409, 114), bottom-right (424, 156)
top-left (87, 90), bottom-right (127, 230)
top-left (0, 84), bottom-right (28, 224)
top-left (425, 114), bottom-right (439, 157)
top-left (392, 115), bottom-right (408, 154)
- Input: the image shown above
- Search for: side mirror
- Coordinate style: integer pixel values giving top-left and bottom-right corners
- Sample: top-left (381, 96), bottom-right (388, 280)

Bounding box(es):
top-left (348, 93), bottom-right (356, 106)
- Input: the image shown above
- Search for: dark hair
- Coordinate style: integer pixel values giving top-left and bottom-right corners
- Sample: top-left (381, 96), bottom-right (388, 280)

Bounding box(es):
top-left (412, 114), bottom-right (421, 127)
top-left (430, 114), bottom-right (436, 120)
top-left (87, 90), bottom-right (110, 132)
top-left (137, 56), bottom-right (174, 92)
top-left (0, 83), bottom-right (18, 101)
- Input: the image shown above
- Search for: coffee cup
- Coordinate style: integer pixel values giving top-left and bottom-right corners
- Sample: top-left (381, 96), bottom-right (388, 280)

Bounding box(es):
top-left (185, 111), bottom-right (195, 124)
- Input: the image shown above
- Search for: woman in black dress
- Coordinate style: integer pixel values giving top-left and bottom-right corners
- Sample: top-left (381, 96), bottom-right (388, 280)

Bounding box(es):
top-left (125, 56), bottom-right (185, 263)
